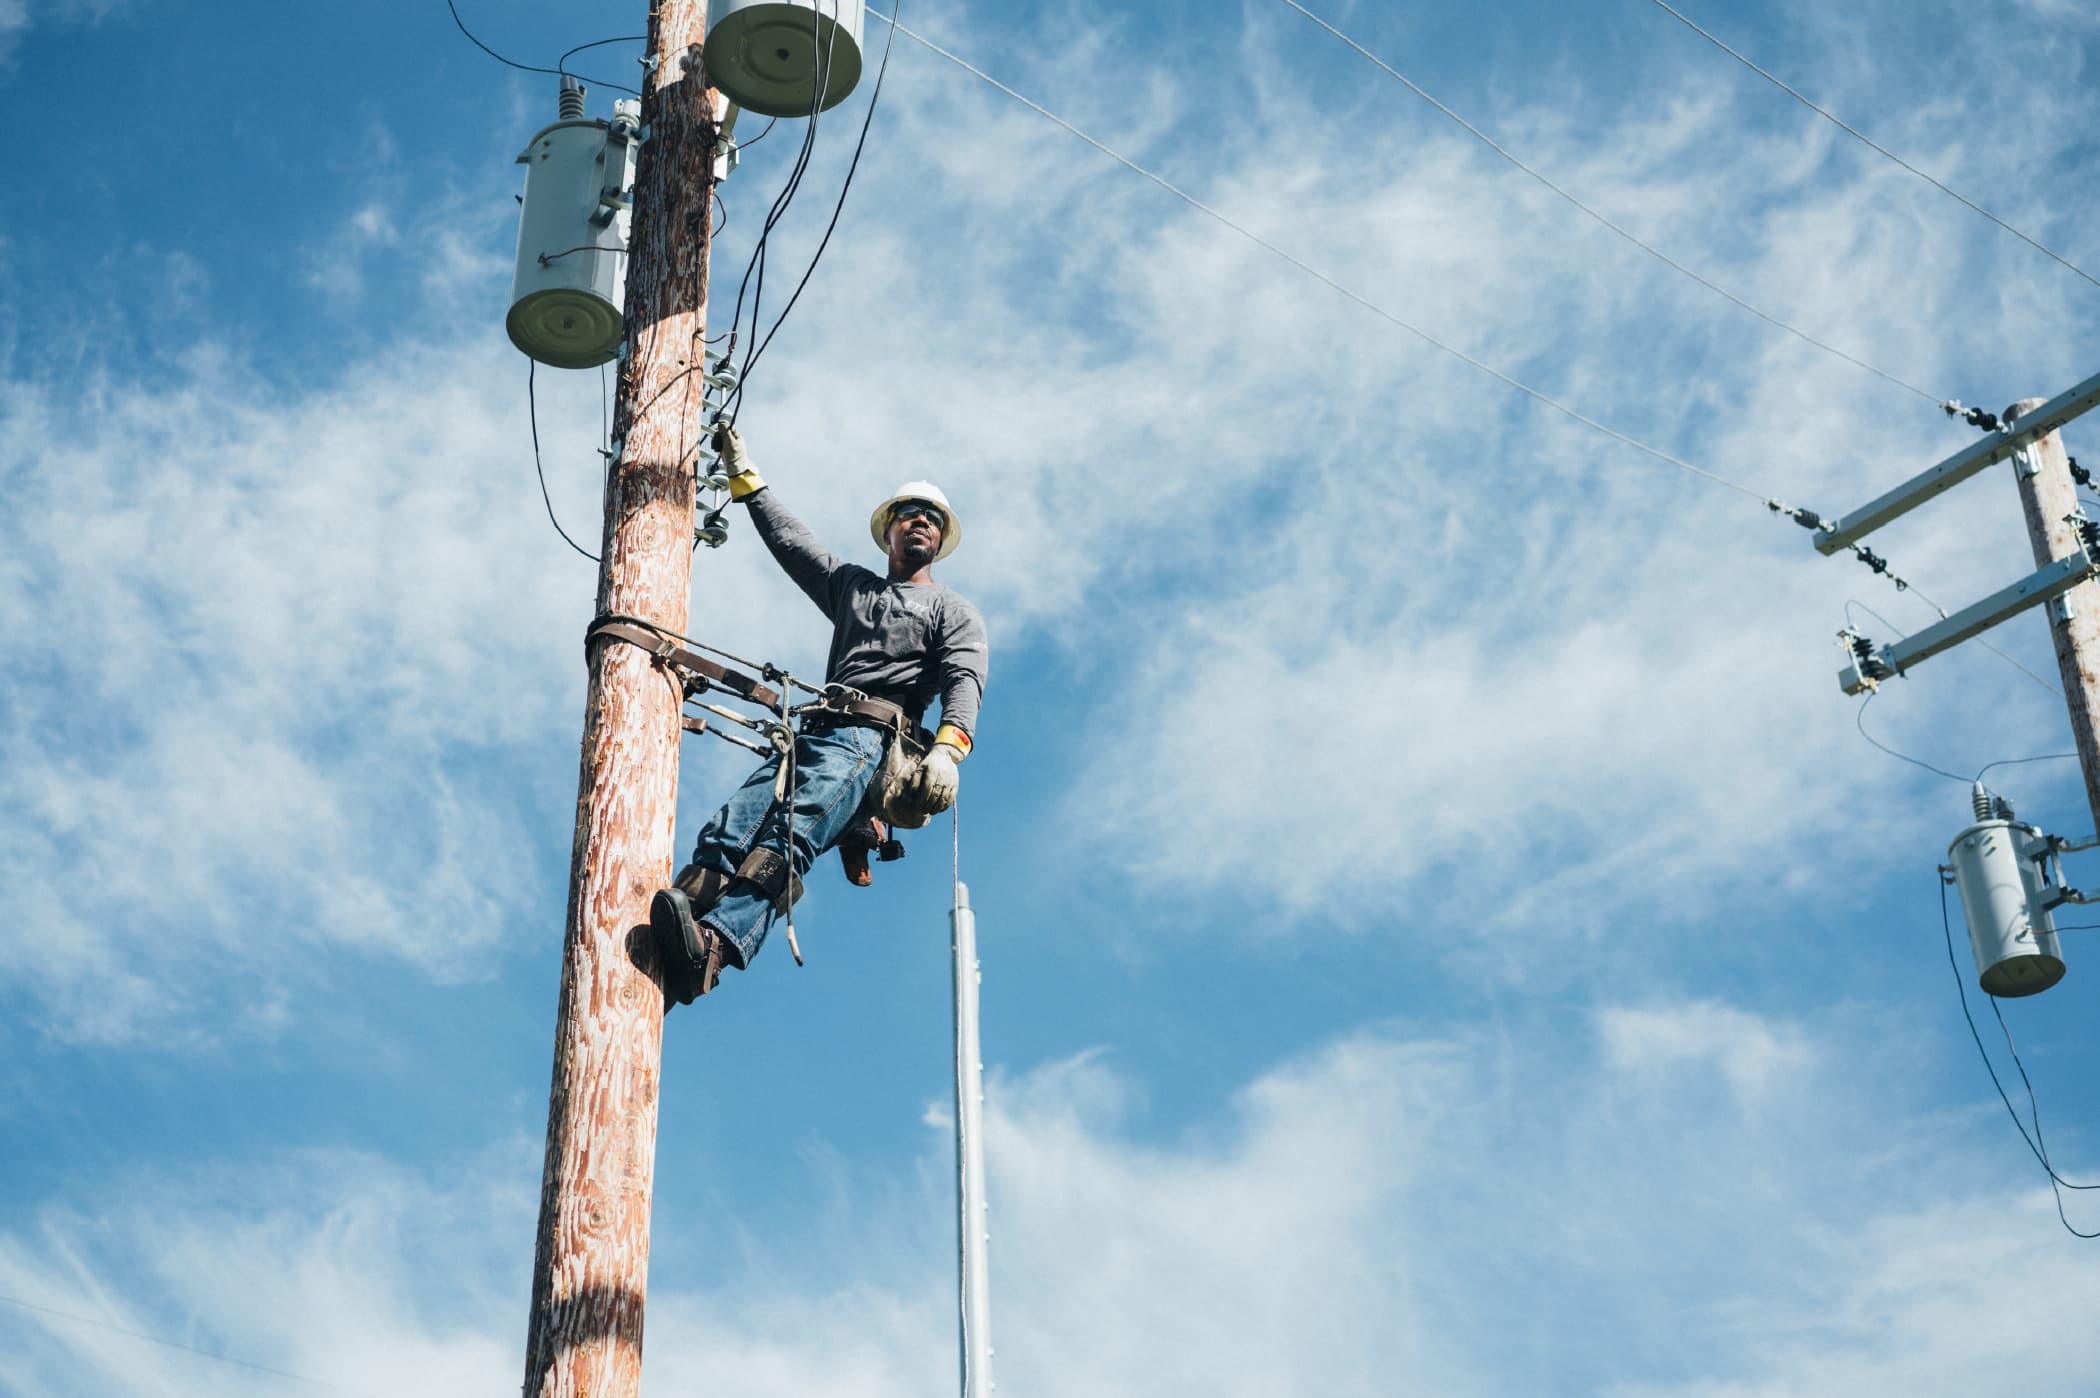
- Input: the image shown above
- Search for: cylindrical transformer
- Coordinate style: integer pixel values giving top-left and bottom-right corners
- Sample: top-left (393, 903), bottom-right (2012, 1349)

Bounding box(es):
top-left (705, 0), bottom-right (865, 117)
top-left (507, 99), bottom-right (641, 369)
top-left (1948, 819), bottom-right (2066, 997)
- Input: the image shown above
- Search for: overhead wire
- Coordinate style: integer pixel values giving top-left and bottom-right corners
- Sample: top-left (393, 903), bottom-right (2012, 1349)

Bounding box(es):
top-left (720, 13), bottom-right (841, 423)
top-left (442, 0), bottom-right (642, 97)
top-left (0, 1290), bottom-right (376, 1396)
top-left (1937, 875), bottom-right (2100, 1238)
top-left (1645, 0), bottom-right (2100, 294)
top-left (1273, 0), bottom-right (1945, 406)
top-left (529, 361), bottom-right (603, 564)
top-left (730, 0), bottom-right (899, 412)
top-left (866, 7), bottom-right (1767, 505)
top-left (867, 6), bottom-right (2082, 706)
top-left (1856, 693), bottom-right (1968, 783)
top-left (557, 33), bottom-right (646, 83)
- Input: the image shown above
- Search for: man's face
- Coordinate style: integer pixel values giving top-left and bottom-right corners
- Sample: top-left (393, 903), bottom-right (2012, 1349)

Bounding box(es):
top-left (889, 501), bottom-right (946, 566)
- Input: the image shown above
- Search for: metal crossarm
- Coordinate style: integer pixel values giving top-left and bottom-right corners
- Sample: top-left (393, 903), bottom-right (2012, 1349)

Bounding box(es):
top-left (1814, 369), bottom-right (2100, 555)
top-left (1841, 549), bottom-right (2100, 694)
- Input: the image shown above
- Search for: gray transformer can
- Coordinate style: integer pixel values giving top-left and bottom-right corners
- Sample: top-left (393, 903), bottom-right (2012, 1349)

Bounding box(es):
top-left (1948, 819), bottom-right (2067, 998)
top-left (507, 101), bottom-right (640, 370)
top-left (705, 0), bottom-right (864, 117)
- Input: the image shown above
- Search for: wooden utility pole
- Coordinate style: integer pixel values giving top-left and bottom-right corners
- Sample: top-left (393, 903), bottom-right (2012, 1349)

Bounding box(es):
top-left (523, 4), bottom-right (717, 1394)
top-left (2009, 396), bottom-right (2100, 836)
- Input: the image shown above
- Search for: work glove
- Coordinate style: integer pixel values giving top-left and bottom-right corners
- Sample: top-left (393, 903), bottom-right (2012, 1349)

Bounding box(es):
top-left (911, 742), bottom-right (963, 815)
top-left (713, 423), bottom-right (765, 499)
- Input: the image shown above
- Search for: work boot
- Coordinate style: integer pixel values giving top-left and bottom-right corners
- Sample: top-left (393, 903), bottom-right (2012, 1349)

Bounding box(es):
top-left (651, 864), bottom-right (728, 1007)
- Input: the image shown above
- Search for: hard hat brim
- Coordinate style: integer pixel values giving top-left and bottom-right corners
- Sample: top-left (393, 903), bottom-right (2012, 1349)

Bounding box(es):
top-left (870, 483), bottom-right (961, 562)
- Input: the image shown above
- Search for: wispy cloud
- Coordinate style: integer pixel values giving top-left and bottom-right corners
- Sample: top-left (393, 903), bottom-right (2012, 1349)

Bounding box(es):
top-left (4, 1005), bottom-right (2093, 1396)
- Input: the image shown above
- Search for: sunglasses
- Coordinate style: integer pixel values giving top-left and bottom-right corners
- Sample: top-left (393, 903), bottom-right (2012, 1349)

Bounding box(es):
top-left (891, 502), bottom-right (947, 531)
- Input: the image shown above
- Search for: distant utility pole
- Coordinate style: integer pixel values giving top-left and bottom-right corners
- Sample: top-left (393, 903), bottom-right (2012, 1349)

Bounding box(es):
top-left (2008, 398), bottom-right (2100, 835)
top-left (522, 3), bottom-right (717, 1395)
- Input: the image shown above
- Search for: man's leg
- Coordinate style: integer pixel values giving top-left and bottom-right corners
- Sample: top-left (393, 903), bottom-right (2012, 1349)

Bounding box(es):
top-left (653, 724), bottom-right (887, 1001)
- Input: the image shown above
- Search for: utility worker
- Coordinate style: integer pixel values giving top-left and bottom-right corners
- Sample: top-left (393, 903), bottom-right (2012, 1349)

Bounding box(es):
top-left (650, 424), bottom-right (989, 1006)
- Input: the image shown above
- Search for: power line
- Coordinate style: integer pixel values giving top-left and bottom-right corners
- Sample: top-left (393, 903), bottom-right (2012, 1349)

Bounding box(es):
top-left (867, 7), bottom-right (1767, 505)
top-left (731, 0), bottom-right (900, 412)
top-left (872, 9), bottom-right (2079, 700)
top-left (1274, 0), bottom-right (1945, 407)
top-left (529, 361), bottom-right (602, 563)
top-left (442, 0), bottom-right (643, 97)
top-left (0, 1290), bottom-right (377, 1396)
top-left (1857, 693), bottom-right (1968, 783)
top-left (1645, 0), bottom-right (2100, 294)
top-left (1937, 876), bottom-right (2100, 1239)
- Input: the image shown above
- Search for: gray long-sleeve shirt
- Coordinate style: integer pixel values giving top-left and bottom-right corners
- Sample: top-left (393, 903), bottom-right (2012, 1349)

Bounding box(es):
top-left (746, 488), bottom-right (988, 737)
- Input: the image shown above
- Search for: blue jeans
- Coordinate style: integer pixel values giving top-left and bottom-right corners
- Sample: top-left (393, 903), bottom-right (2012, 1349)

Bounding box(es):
top-left (691, 722), bottom-right (888, 966)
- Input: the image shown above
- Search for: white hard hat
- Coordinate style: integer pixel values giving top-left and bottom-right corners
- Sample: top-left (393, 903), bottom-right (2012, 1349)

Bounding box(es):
top-left (869, 481), bottom-right (962, 561)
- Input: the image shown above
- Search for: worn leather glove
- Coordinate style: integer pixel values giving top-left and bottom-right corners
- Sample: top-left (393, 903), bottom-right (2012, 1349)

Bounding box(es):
top-left (713, 424), bottom-right (765, 499)
top-left (912, 742), bottom-right (963, 814)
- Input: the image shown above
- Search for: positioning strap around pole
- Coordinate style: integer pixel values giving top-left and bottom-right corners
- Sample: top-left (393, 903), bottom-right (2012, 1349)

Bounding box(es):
top-left (587, 616), bottom-right (783, 709)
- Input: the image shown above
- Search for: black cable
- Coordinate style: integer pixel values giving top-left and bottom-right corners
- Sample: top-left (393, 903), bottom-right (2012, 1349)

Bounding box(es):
top-left (732, 0), bottom-right (900, 404)
top-left (1856, 694), bottom-right (1968, 783)
top-left (722, 25), bottom-right (834, 407)
top-left (443, 0), bottom-right (643, 96)
top-left (557, 34), bottom-right (645, 84)
top-left (529, 361), bottom-right (603, 563)
top-left (1938, 875), bottom-right (2100, 1238)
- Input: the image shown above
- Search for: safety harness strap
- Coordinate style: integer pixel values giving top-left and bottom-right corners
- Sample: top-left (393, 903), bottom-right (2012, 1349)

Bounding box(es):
top-left (587, 617), bottom-right (784, 710)
top-left (734, 846), bottom-right (804, 914)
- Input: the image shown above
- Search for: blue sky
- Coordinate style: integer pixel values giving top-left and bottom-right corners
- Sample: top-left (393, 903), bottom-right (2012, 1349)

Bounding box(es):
top-left (5, 0), bottom-right (2100, 1393)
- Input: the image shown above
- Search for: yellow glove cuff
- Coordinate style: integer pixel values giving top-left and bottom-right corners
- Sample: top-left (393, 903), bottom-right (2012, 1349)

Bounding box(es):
top-left (932, 724), bottom-right (972, 759)
top-left (727, 471), bottom-right (767, 501)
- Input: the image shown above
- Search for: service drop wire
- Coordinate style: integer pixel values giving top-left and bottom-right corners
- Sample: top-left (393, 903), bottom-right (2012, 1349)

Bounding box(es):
top-left (733, 0), bottom-right (900, 403)
top-left (721, 11), bottom-right (838, 420)
top-left (1938, 873), bottom-right (2100, 1240)
top-left (444, 0), bottom-right (642, 96)
top-left (529, 361), bottom-right (603, 563)
top-left (725, 24), bottom-right (835, 423)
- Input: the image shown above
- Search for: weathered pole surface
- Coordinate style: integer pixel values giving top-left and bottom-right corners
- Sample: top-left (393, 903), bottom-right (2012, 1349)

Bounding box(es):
top-left (524, 4), bottom-right (717, 1394)
top-left (2008, 396), bottom-right (2100, 837)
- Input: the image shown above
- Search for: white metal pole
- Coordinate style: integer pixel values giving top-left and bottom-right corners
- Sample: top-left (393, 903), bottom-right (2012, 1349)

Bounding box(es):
top-left (950, 881), bottom-right (995, 1397)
